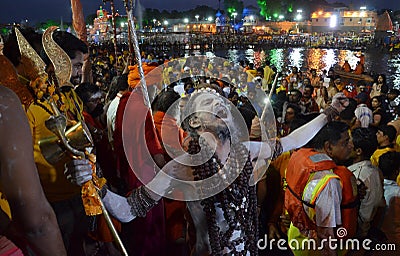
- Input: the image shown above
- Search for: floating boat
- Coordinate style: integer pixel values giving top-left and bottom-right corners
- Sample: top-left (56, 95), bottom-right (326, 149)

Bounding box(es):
top-left (334, 68), bottom-right (374, 82)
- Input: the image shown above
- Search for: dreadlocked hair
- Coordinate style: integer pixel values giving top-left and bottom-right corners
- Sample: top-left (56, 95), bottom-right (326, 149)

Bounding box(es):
top-left (188, 132), bottom-right (258, 256)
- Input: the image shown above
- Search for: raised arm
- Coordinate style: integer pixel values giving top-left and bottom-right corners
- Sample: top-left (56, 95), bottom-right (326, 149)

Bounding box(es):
top-left (280, 114), bottom-right (328, 152)
top-left (281, 92), bottom-right (349, 153)
top-left (0, 86), bottom-right (66, 255)
top-left (249, 93), bottom-right (349, 161)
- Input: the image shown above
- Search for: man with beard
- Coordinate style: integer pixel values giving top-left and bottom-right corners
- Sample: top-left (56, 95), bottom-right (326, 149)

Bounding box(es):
top-left (68, 79), bottom-right (349, 255)
top-left (299, 84), bottom-right (319, 114)
top-left (51, 31), bottom-right (88, 86)
top-left (23, 28), bottom-right (92, 254)
top-left (280, 89), bottom-right (303, 122)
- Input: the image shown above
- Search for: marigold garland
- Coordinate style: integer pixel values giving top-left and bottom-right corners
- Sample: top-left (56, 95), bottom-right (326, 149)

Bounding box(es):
top-left (30, 74), bottom-right (66, 112)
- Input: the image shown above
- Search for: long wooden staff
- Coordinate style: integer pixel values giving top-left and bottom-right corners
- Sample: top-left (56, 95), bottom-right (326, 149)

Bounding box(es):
top-left (124, 0), bottom-right (152, 108)
top-left (123, 0), bottom-right (135, 64)
top-left (261, 72), bottom-right (280, 122)
top-left (42, 26), bottom-right (128, 256)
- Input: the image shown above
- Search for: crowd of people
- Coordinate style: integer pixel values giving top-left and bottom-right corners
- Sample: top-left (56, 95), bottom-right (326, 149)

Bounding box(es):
top-left (129, 32), bottom-right (378, 53)
top-left (0, 25), bottom-right (399, 256)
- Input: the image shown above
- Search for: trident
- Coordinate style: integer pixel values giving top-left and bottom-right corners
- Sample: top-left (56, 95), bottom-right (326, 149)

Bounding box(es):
top-left (41, 26), bottom-right (128, 256)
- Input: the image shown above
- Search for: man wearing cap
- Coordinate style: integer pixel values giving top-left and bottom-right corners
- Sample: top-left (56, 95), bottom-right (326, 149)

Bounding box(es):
top-left (354, 103), bottom-right (373, 128)
top-left (281, 89), bottom-right (304, 122)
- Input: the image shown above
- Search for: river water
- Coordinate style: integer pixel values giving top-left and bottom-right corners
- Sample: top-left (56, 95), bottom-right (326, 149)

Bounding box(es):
top-left (198, 47), bottom-right (400, 88)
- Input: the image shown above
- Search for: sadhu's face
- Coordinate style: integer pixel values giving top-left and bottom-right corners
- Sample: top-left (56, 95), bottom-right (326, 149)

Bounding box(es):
top-left (192, 93), bottom-right (232, 125)
top-left (186, 92), bottom-right (234, 139)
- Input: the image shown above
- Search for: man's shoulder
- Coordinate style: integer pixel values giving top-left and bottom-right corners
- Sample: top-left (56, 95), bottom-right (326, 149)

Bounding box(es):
top-left (373, 147), bottom-right (394, 155)
top-left (348, 160), bottom-right (378, 173)
top-left (107, 97), bottom-right (120, 113)
top-left (349, 161), bottom-right (382, 186)
top-left (26, 101), bottom-right (51, 120)
top-left (310, 169), bottom-right (340, 181)
top-left (384, 182), bottom-right (400, 203)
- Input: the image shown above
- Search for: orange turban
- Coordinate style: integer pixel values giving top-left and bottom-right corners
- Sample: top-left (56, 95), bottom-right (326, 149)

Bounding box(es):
top-left (127, 62), bottom-right (161, 88)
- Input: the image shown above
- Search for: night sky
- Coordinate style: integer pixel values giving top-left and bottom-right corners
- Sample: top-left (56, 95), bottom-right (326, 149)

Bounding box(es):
top-left (0, 0), bottom-right (397, 24)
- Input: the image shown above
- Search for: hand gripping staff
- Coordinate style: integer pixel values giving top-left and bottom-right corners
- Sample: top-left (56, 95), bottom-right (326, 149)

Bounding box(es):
top-left (41, 26), bottom-right (128, 256)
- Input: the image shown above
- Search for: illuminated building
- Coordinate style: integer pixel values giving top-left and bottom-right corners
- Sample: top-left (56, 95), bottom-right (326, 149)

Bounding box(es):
top-left (89, 6), bottom-right (112, 42)
top-left (311, 7), bottom-right (377, 33)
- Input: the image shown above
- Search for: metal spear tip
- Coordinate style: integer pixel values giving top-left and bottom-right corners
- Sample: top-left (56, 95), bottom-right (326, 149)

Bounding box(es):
top-left (45, 114), bottom-right (67, 137)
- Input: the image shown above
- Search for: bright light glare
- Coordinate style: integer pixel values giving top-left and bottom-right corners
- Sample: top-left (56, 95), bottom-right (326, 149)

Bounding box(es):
top-left (330, 15), bottom-right (337, 28)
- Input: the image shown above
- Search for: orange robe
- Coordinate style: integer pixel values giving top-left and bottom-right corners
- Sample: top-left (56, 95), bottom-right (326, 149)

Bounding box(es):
top-left (153, 111), bottom-right (187, 248)
top-left (354, 64), bottom-right (364, 75)
top-left (342, 62), bottom-right (351, 72)
top-left (114, 90), bottom-right (166, 255)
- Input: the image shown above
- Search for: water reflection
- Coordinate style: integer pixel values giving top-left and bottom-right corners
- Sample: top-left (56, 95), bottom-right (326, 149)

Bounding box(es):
top-left (288, 48), bottom-right (303, 69)
top-left (388, 58), bottom-right (400, 86)
top-left (208, 47), bottom-right (400, 88)
top-left (269, 49), bottom-right (284, 72)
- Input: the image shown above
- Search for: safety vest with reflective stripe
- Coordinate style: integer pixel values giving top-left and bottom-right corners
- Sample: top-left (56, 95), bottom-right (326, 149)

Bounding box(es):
top-left (285, 148), bottom-right (358, 238)
top-left (303, 172), bottom-right (340, 222)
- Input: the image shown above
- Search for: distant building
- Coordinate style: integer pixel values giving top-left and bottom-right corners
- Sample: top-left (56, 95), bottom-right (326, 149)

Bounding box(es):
top-left (89, 6), bottom-right (112, 42)
top-left (311, 7), bottom-right (377, 33)
top-left (242, 6), bottom-right (258, 33)
top-left (375, 11), bottom-right (394, 44)
top-left (215, 10), bottom-right (230, 33)
top-left (173, 22), bottom-right (216, 33)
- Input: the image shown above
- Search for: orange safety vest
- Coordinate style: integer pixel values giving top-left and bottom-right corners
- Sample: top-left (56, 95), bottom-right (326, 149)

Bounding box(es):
top-left (285, 148), bottom-right (358, 239)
